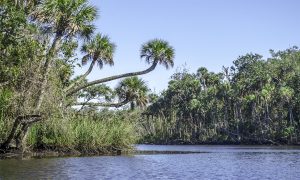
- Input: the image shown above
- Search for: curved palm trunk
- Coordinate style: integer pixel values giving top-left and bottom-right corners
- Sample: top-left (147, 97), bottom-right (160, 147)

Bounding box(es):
top-left (64, 60), bottom-right (96, 92)
top-left (66, 61), bottom-right (158, 96)
top-left (75, 99), bottom-right (129, 108)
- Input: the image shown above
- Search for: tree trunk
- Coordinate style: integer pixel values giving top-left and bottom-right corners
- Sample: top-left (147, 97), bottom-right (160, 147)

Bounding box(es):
top-left (74, 99), bottom-right (130, 108)
top-left (34, 35), bottom-right (61, 111)
top-left (14, 115), bottom-right (42, 151)
top-left (0, 117), bottom-right (21, 152)
top-left (66, 61), bottom-right (158, 96)
top-left (0, 115), bottom-right (41, 152)
top-left (65, 59), bottom-right (96, 92)
top-left (15, 123), bottom-right (29, 151)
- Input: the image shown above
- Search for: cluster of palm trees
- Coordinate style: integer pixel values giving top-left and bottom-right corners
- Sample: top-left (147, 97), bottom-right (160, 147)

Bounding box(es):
top-left (0, 0), bottom-right (175, 152)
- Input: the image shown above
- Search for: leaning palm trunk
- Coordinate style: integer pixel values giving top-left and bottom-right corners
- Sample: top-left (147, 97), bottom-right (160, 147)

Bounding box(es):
top-left (66, 61), bottom-right (158, 96)
top-left (75, 98), bottom-right (130, 108)
top-left (64, 59), bottom-right (96, 93)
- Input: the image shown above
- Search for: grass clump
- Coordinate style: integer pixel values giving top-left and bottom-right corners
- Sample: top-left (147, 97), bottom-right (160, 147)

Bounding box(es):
top-left (26, 110), bottom-right (138, 154)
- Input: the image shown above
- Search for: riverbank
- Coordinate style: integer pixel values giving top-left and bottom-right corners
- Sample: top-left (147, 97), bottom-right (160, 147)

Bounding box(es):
top-left (2, 142), bottom-right (300, 160)
top-left (0, 147), bottom-right (132, 159)
top-left (139, 138), bottom-right (300, 146)
top-left (0, 110), bottom-right (140, 159)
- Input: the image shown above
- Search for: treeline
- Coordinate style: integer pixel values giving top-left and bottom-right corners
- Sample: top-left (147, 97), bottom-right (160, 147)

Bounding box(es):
top-left (139, 48), bottom-right (300, 145)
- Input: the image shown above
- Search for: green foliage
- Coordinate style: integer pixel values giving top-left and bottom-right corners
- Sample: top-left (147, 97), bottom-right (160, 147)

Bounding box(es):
top-left (0, 89), bottom-right (12, 111)
top-left (141, 39), bottom-right (175, 69)
top-left (32, 0), bottom-right (97, 39)
top-left (81, 33), bottom-right (116, 68)
top-left (116, 77), bottom-right (149, 109)
top-left (140, 47), bottom-right (300, 145)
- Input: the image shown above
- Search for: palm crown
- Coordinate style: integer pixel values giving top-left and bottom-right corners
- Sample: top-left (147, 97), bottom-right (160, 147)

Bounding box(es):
top-left (116, 77), bottom-right (149, 108)
top-left (140, 39), bottom-right (175, 69)
top-left (33, 0), bottom-right (97, 39)
top-left (81, 33), bottom-right (116, 69)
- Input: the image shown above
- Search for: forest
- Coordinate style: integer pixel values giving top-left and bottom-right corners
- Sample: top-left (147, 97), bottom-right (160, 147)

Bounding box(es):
top-left (140, 49), bottom-right (300, 145)
top-left (0, 0), bottom-right (299, 157)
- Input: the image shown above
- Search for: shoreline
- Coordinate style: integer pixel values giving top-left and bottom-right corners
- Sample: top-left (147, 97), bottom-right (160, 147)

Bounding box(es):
top-left (1, 143), bottom-right (300, 160)
top-left (139, 139), bottom-right (300, 146)
top-left (0, 149), bottom-right (125, 160)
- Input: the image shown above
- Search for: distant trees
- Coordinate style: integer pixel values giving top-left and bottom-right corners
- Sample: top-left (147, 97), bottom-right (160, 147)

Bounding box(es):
top-left (140, 47), bottom-right (300, 145)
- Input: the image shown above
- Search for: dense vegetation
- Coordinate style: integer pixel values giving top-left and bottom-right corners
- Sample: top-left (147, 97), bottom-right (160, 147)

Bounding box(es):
top-left (140, 48), bottom-right (300, 145)
top-left (0, 0), bottom-right (174, 154)
top-left (1, 0), bottom-right (299, 157)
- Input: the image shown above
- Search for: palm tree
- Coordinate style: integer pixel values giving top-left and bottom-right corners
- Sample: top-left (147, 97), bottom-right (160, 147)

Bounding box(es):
top-left (75, 77), bottom-right (149, 109)
top-left (67, 39), bottom-right (175, 96)
top-left (65, 33), bottom-right (116, 92)
top-left (197, 67), bottom-right (209, 91)
top-left (116, 77), bottom-right (149, 110)
top-left (33, 0), bottom-right (97, 40)
top-left (33, 0), bottom-right (98, 111)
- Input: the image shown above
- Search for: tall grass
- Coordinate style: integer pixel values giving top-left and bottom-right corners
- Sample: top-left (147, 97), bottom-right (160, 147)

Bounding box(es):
top-left (0, 114), bottom-right (10, 144)
top-left (0, 87), bottom-right (139, 154)
top-left (0, 89), bottom-right (12, 144)
top-left (27, 110), bottom-right (138, 154)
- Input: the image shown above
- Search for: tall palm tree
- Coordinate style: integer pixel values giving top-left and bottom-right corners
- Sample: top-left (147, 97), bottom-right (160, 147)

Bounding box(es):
top-left (65, 33), bottom-right (116, 92)
top-left (33, 0), bottom-right (98, 111)
top-left (116, 77), bottom-right (149, 109)
top-left (67, 39), bottom-right (175, 96)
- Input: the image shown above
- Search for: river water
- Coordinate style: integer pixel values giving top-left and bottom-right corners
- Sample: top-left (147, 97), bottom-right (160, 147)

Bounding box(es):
top-left (0, 145), bottom-right (300, 179)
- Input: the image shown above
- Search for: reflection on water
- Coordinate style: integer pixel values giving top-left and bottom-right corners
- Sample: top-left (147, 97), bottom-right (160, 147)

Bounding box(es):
top-left (1, 145), bottom-right (300, 180)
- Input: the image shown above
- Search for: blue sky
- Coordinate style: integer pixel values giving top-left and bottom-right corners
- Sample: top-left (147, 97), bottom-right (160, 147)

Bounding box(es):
top-left (76, 0), bottom-right (300, 93)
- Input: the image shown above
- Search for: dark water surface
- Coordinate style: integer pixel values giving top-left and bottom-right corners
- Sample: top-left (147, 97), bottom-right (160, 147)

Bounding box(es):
top-left (1, 145), bottom-right (300, 179)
